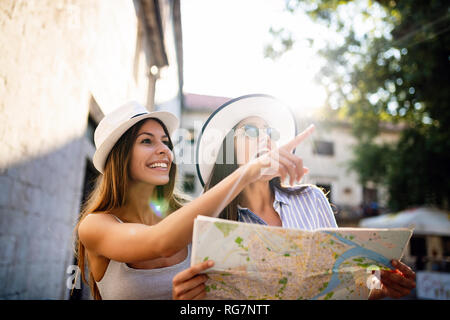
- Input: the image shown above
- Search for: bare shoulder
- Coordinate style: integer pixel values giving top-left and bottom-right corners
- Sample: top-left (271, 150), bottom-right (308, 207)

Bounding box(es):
top-left (78, 212), bottom-right (117, 246)
top-left (80, 212), bottom-right (117, 226)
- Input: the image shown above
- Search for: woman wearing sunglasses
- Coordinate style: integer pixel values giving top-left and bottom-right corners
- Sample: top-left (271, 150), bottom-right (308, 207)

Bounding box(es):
top-left (74, 101), bottom-right (313, 299)
top-left (172, 94), bottom-right (416, 300)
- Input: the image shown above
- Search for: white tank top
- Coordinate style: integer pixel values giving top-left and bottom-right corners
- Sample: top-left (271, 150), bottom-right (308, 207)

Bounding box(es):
top-left (95, 215), bottom-right (191, 300)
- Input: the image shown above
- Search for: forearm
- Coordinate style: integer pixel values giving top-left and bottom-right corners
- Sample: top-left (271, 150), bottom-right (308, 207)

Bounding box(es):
top-left (156, 165), bottom-right (252, 256)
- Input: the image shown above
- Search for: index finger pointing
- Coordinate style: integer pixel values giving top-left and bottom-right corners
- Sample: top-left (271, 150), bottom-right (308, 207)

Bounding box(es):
top-left (282, 124), bottom-right (315, 151)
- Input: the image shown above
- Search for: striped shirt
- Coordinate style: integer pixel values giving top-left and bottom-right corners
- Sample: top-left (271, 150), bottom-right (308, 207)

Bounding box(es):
top-left (237, 185), bottom-right (338, 230)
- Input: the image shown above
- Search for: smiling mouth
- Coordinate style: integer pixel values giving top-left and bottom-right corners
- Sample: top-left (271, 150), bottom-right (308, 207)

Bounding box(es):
top-left (146, 162), bottom-right (170, 171)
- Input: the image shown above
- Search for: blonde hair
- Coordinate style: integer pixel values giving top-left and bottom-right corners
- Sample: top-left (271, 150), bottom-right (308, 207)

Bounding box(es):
top-left (72, 118), bottom-right (186, 300)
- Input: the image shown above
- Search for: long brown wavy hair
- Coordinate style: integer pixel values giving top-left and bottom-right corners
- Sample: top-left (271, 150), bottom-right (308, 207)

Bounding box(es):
top-left (204, 129), bottom-right (309, 221)
top-left (72, 118), bottom-right (187, 300)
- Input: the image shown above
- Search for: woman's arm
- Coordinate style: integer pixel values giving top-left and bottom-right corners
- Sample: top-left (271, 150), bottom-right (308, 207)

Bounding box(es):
top-left (78, 164), bottom-right (255, 262)
top-left (78, 125), bottom-right (315, 262)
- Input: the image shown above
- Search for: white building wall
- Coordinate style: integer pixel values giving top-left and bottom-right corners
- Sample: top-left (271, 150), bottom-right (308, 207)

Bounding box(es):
top-left (0, 0), bottom-right (163, 299)
top-left (296, 123), bottom-right (363, 208)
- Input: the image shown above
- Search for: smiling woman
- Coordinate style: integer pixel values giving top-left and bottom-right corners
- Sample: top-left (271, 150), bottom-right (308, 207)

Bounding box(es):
top-left (129, 122), bottom-right (174, 187)
top-left (75, 102), bottom-right (189, 299)
top-left (74, 100), bottom-right (311, 299)
top-left (172, 94), bottom-right (416, 300)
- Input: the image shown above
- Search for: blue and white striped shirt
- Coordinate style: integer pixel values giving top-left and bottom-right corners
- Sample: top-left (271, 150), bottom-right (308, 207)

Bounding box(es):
top-left (237, 185), bottom-right (338, 230)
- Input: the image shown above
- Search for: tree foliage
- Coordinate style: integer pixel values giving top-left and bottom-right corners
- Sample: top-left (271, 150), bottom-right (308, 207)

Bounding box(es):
top-left (266, 0), bottom-right (450, 210)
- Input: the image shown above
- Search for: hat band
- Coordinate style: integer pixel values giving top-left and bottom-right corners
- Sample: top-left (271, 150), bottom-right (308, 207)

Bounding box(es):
top-left (130, 112), bottom-right (148, 119)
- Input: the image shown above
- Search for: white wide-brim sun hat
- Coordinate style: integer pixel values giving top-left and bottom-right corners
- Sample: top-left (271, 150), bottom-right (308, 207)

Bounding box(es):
top-left (195, 94), bottom-right (297, 186)
top-left (93, 101), bottom-right (179, 174)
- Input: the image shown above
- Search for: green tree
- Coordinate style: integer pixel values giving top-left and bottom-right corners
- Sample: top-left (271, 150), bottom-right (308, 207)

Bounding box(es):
top-left (266, 0), bottom-right (450, 211)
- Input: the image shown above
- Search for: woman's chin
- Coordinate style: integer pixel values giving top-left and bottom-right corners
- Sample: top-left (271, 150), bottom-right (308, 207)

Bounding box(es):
top-left (151, 177), bottom-right (170, 186)
top-left (135, 175), bottom-right (170, 186)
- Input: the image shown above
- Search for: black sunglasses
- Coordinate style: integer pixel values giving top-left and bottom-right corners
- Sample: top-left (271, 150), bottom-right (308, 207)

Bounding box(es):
top-left (236, 124), bottom-right (280, 141)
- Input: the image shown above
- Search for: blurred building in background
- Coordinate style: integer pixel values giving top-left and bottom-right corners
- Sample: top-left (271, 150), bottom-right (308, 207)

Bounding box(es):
top-left (176, 93), bottom-right (231, 197)
top-left (0, 0), bottom-right (183, 299)
top-left (178, 93), bottom-right (450, 300)
top-left (177, 93), bottom-right (402, 226)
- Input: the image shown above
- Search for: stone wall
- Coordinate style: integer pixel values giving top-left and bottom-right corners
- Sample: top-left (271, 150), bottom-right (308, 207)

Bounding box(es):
top-left (0, 0), bottom-right (156, 299)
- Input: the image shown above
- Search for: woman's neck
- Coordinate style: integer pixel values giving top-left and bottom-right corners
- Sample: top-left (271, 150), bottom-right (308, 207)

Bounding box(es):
top-left (118, 181), bottom-right (159, 225)
top-left (238, 180), bottom-right (274, 213)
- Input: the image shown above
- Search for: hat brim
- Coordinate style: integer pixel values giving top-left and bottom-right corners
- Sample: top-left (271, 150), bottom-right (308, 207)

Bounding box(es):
top-left (93, 111), bottom-right (179, 174)
top-left (195, 94), bottom-right (297, 187)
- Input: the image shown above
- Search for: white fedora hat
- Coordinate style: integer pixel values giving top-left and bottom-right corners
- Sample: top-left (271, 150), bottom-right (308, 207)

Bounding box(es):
top-left (93, 101), bottom-right (179, 174)
top-left (195, 94), bottom-right (297, 186)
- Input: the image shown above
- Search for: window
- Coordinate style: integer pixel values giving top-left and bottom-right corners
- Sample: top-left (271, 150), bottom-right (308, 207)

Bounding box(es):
top-left (183, 173), bottom-right (196, 193)
top-left (362, 187), bottom-right (378, 204)
top-left (313, 140), bottom-right (334, 156)
top-left (362, 186), bottom-right (379, 216)
top-left (85, 115), bottom-right (97, 145)
top-left (410, 236), bottom-right (427, 256)
top-left (85, 95), bottom-right (103, 145)
top-left (343, 187), bottom-right (352, 195)
top-left (81, 160), bottom-right (98, 206)
top-left (410, 236), bottom-right (427, 271)
top-left (187, 128), bottom-right (195, 144)
top-left (443, 237), bottom-right (450, 257)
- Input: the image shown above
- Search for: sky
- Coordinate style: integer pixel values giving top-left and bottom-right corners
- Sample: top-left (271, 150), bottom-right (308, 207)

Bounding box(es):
top-left (180, 0), bottom-right (333, 116)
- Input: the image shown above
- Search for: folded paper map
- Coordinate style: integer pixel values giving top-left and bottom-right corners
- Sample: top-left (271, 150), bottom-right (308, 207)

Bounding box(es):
top-left (191, 216), bottom-right (413, 300)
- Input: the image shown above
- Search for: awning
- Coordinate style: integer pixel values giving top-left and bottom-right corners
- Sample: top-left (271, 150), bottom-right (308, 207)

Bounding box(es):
top-left (359, 207), bottom-right (450, 236)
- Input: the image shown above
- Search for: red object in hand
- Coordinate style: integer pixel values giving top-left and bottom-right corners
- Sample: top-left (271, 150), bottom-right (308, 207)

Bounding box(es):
top-left (389, 269), bottom-right (404, 277)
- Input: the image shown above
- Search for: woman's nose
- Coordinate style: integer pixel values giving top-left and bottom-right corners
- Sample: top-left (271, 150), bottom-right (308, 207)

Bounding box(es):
top-left (155, 141), bottom-right (171, 155)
